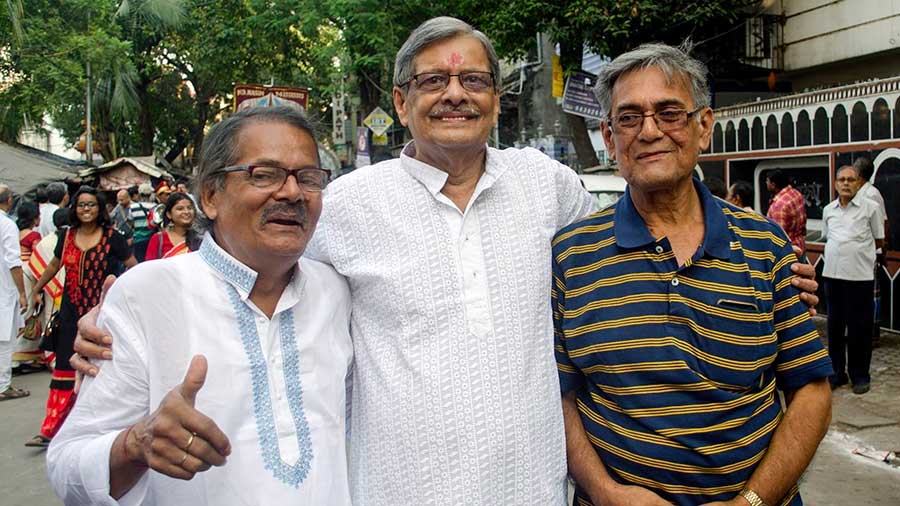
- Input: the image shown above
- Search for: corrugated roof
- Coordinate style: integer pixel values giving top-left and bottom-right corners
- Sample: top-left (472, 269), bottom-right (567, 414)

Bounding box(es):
top-left (79, 156), bottom-right (171, 179)
top-left (0, 141), bottom-right (79, 194)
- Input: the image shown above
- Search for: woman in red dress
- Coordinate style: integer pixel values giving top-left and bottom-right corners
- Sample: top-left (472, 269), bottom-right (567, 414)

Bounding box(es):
top-left (25, 187), bottom-right (137, 447)
top-left (144, 192), bottom-right (199, 260)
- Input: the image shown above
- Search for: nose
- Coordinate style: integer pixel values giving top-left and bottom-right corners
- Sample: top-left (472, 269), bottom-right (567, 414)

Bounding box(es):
top-left (272, 172), bottom-right (307, 202)
top-left (441, 75), bottom-right (468, 104)
top-left (637, 114), bottom-right (665, 142)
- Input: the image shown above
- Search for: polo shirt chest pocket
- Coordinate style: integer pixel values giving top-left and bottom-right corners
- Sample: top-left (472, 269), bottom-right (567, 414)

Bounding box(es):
top-left (688, 295), bottom-right (777, 390)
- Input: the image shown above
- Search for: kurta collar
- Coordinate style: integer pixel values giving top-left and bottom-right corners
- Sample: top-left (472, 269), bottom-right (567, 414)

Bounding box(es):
top-left (399, 141), bottom-right (510, 199)
top-left (197, 232), bottom-right (307, 307)
top-left (614, 177), bottom-right (732, 260)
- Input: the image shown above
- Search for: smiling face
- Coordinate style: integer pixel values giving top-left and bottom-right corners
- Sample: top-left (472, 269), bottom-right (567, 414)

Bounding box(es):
top-left (166, 197), bottom-right (195, 228)
top-left (75, 193), bottom-right (100, 225)
top-left (392, 35), bottom-right (499, 166)
top-left (600, 66), bottom-right (712, 194)
top-left (201, 121), bottom-right (322, 268)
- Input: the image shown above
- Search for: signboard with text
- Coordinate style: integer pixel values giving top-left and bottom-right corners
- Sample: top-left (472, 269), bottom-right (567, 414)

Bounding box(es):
top-left (363, 107), bottom-right (394, 136)
top-left (562, 71), bottom-right (603, 120)
top-left (234, 84), bottom-right (309, 111)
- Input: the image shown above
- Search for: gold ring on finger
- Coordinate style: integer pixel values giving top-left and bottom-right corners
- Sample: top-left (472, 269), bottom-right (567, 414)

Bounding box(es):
top-left (179, 451), bottom-right (189, 466)
top-left (184, 432), bottom-right (195, 451)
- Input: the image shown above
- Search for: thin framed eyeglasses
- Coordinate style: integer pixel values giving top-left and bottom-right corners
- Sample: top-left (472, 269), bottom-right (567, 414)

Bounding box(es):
top-left (76, 201), bottom-right (98, 209)
top-left (608, 107), bottom-right (705, 134)
top-left (219, 165), bottom-right (329, 192)
top-left (399, 71), bottom-right (495, 93)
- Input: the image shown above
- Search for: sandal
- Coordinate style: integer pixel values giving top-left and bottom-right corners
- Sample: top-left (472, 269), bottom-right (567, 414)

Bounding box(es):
top-left (0, 386), bottom-right (30, 401)
top-left (24, 434), bottom-right (51, 448)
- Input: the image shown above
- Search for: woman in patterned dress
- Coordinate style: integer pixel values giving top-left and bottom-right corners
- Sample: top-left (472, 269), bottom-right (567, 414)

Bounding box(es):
top-left (12, 200), bottom-right (44, 370)
top-left (24, 186), bottom-right (137, 447)
top-left (144, 192), bottom-right (200, 260)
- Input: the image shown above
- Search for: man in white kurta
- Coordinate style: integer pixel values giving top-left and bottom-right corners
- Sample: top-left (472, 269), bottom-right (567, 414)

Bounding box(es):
top-left (48, 235), bottom-right (352, 505)
top-left (0, 186), bottom-right (27, 398)
top-left (47, 106), bottom-right (353, 505)
top-left (307, 141), bottom-right (595, 504)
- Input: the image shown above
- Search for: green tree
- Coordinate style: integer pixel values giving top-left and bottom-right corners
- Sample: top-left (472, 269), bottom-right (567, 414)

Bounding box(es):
top-left (469, 0), bottom-right (760, 167)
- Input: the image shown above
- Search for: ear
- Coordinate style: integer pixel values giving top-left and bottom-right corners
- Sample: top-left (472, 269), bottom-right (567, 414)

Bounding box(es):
top-left (200, 184), bottom-right (219, 222)
top-left (697, 108), bottom-right (714, 152)
top-left (393, 86), bottom-right (410, 127)
top-left (600, 122), bottom-right (617, 160)
top-left (491, 92), bottom-right (500, 125)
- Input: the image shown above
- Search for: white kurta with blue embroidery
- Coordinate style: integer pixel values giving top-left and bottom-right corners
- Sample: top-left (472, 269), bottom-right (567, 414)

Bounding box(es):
top-left (47, 234), bottom-right (353, 506)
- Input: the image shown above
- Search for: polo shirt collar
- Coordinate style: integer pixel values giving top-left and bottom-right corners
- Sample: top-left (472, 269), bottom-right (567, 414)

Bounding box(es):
top-left (614, 177), bottom-right (731, 260)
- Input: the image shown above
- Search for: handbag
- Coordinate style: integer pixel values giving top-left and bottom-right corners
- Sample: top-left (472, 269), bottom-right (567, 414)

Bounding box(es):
top-left (18, 311), bottom-right (43, 340)
top-left (39, 310), bottom-right (61, 352)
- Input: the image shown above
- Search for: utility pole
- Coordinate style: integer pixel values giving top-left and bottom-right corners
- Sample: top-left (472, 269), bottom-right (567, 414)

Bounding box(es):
top-left (85, 9), bottom-right (93, 165)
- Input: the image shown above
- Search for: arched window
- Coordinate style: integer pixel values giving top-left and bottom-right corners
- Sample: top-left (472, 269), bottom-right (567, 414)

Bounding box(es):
top-left (831, 104), bottom-right (848, 144)
top-left (851, 101), bottom-right (869, 141)
top-left (780, 112), bottom-right (794, 147)
top-left (872, 98), bottom-right (890, 140)
top-left (797, 110), bottom-right (811, 146)
top-left (813, 107), bottom-right (829, 145)
top-left (765, 115), bottom-right (779, 149)
top-left (725, 121), bottom-right (736, 152)
top-left (713, 123), bottom-right (724, 153)
top-left (894, 97), bottom-right (900, 139)
top-left (874, 156), bottom-right (899, 250)
top-left (751, 118), bottom-right (764, 150)
top-left (738, 119), bottom-right (750, 151)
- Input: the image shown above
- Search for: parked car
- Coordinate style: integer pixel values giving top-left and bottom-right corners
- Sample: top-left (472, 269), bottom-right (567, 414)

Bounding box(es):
top-left (579, 173), bottom-right (627, 209)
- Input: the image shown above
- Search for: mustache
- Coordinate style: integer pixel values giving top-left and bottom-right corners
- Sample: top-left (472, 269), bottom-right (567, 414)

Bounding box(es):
top-left (429, 104), bottom-right (480, 117)
top-left (259, 202), bottom-right (308, 226)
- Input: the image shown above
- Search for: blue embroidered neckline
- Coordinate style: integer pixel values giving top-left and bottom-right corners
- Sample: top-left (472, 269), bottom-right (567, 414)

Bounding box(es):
top-left (227, 287), bottom-right (314, 488)
top-left (198, 233), bottom-right (257, 294)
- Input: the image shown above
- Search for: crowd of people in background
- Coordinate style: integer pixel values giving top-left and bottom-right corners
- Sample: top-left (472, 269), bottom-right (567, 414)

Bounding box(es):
top-left (704, 156), bottom-right (888, 396)
top-left (0, 177), bottom-right (199, 450)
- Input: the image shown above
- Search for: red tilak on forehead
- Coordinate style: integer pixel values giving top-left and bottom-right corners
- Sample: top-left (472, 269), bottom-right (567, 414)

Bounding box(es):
top-left (448, 52), bottom-right (464, 65)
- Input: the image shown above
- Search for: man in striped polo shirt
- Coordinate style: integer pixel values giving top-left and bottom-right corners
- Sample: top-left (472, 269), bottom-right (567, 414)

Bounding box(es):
top-left (553, 44), bottom-right (833, 506)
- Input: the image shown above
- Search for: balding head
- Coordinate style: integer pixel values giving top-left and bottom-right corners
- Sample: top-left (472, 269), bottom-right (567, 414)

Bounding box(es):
top-left (0, 184), bottom-right (12, 211)
top-left (116, 189), bottom-right (131, 207)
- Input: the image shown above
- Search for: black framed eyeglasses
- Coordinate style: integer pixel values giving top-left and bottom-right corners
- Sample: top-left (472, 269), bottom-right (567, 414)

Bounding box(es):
top-left (608, 107), bottom-right (705, 134)
top-left (76, 201), bottom-right (98, 209)
top-left (399, 71), bottom-right (495, 93)
top-left (219, 165), bottom-right (329, 192)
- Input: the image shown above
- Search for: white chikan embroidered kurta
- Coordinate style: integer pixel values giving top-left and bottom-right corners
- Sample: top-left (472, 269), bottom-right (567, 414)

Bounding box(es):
top-left (307, 143), bottom-right (597, 505)
top-left (47, 235), bottom-right (353, 506)
top-left (0, 210), bottom-right (23, 342)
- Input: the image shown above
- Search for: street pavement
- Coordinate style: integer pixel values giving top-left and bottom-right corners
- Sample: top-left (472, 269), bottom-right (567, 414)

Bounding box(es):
top-left (2, 323), bottom-right (899, 505)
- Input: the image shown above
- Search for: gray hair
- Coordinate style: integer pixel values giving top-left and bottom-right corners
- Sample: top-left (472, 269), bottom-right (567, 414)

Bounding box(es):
top-left (46, 181), bottom-right (68, 205)
top-left (0, 185), bottom-right (11, 205)
top-left (393, 16), bottom-right (500, 90)
top-left (836, 164), bottom-right (860, 178)
top-left (593, 42), bottom-right (711, 119)
top-left (193, 105), bottom-right (319, 234)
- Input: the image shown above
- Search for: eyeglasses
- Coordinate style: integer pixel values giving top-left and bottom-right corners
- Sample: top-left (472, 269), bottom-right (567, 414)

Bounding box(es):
top-left (609, 107), bottom-right (705, 134)
top-left (400, 71), bottom-right (495, 93)
top-left (219, 165), bottom-right (329, 191)
top-left (835, 177), bottom-right (859, 183)
top-left (76, 202), bottom-right (98, 209)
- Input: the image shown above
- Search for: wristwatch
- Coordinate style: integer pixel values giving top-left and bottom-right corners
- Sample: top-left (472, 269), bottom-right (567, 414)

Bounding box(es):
top-left (739, 488), bottom-right (767, 506)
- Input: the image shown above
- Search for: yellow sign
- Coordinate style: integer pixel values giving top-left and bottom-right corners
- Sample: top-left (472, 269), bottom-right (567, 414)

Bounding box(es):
top-left (372, 132), bottom-right (388, 145)
top-left (551, 54), bottom-right (564, 98)
top-left (363, 107), bottom-right (394, 136)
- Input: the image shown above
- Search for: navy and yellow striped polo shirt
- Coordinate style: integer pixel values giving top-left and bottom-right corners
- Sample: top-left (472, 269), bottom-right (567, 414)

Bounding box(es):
top-left (552, 180), bottom-right (832, 506)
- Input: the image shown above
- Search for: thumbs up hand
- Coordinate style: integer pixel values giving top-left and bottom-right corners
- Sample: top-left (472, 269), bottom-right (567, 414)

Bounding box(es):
top-left (122, 355), bottom-right (232, 480)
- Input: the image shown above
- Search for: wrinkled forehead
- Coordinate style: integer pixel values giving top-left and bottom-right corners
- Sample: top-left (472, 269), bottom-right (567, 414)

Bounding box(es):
top-left (234, 119), bottom-right (320, 165)
top-left (610, 65), bottom-right (695, 108)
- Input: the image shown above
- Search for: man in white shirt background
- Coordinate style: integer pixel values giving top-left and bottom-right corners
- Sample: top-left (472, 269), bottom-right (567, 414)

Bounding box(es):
top-left (47, 106), bottom-right (353, 505)
top-left (0, 184), bottom-right (29, 401)
top-left (38, 182), bottom-right (68, 238)
top-left (822, 165), bottom-right (885, 395)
